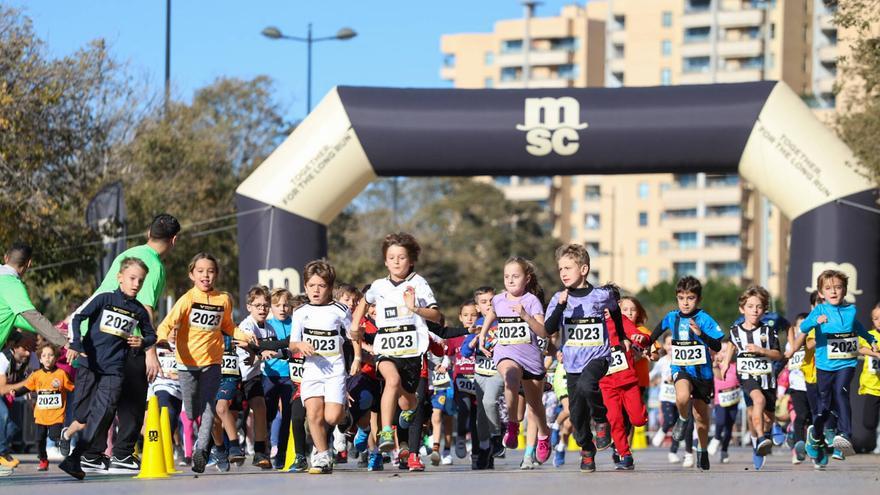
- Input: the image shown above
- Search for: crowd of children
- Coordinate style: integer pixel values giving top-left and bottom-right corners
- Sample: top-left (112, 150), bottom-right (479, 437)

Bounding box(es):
top-left (2, 231), bottom-right (880, 479)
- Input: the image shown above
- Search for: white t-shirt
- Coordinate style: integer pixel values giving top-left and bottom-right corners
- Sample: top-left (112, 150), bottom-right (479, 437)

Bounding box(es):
top-left (785, 342), bottom-right (807, 392)
top-left (365, 273), bottom-right (437, 359)
top-left (290, 302), bottom-right (352, 380)
top-left (237, 316), bottom-right (276, 381)
top-left (0, 353), bottom-right (10, 376)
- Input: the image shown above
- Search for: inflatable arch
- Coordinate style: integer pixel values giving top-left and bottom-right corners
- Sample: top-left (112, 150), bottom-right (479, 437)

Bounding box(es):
top-left (235, 81), bottom-right (878, 324)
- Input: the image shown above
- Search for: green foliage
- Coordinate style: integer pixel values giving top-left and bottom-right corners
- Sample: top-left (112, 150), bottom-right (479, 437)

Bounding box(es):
top-left (636, 278), bottom-right (747, 333)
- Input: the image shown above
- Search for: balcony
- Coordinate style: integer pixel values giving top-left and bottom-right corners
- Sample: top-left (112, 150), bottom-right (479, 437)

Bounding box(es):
top-left (818, 14), bottom-right (836, 32)
top-left (716, 68), bottom-right (764, 82)
top-left (610, 29), bottom-right (626, 45)
top-left (495, 77), bottom-right (572, 89)
top-left (495, 49), bottom-right (574, 68)
top-left (608, 57), bottom-right (626, 73)
top-left (660, 185), bottom-right (741, 210)
top-left (681, 41), bottom-right (711, 57)
top-left (497, 183), bottom-right (552, 202)
top-left (681, 12), bottom-right (713, 28)
top-left (717, 39), bottom-right (763, 58)
top-left (679, 71), bottom-right (713, 85)
top-left (698, 215), bottom-right (742, 236)
top-left (717, 9), bottom-right (763, 28)
top-left (815, 77), bottom-right (835, 95)
top-left (818, 44), bottom-right (838, 64)
top-left (664, 244), bottom-right (741, 263)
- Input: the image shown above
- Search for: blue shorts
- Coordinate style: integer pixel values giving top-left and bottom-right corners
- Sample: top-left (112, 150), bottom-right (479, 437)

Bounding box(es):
top-left (217, 378), bottom-right (240, 402)
top-left (431, 387), bottom-right (456, 415)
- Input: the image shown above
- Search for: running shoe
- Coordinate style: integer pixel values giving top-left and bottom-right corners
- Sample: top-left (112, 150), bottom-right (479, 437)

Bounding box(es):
top-left (611, 448), bottom-right (620, 465)
top-left (335, 449), bottom-right (348, 464)
top-left (308, 451), bottom-right (333, 475)
top-left (786, 430), bottom-right (797, 449)
top-left (771, 423), bottom-right (786, 446)
top-left (697, 449), bottom-right (710, 471)
top-left (473, 447), bottom-right (490, 470)
top-left (615, 454), bottom-right (634, 471)
top-left (794, 441), bottom-right (806, 462)
top-left (553, 449), bottom-right (565, 468)
top-left (707, 438), bottom-right (720, 456)
top-left (0, 465), bottom-right (12, 477)
top-left (81, 454), bottom-right (109, 473)
top-left (520, 455), bottom-right (539, 470)
top-left (57, 428), bottom-right (72, 457)
top-left (455, 438), bottom-right (467, 459)
top-left (430, 449), bottom-right (441, 466)
top-left (805, 426), bottom-right (823, 459)
top-left (205, 449), bottom-right (218, 469)
top-left (682, 452), bottom-right (694, 468)
top-left (792, 450), bottom-right (802, 465)
top-left (813, 449), bottom-right (829, 470)
top-left (579, 448), bottom-right (597, 472)
top-left (38, 459), bottom-right (49, 471)
top-left (108, 455), bottom-right (140, 474)
top-left (832, 434), bottom-right (855, 457)
top-left (47, 445), bottom-right (63, 461)
top-left (180, 456), bottom-right (191, 467)
top-left (354, 427), bottom-right (370, 454)
top-left (594, 422), bottom-right (612, 451)
top-left (667, 452), bottom-right (680, 463)
top-left (752, 450), bottom-right (765, 470)
top-left (441, 453), bottom-right (453, 465)
top-left (213, 447), bottom-right (230, 472)
top-left (228, 445), bottom-right (245, 465)
top-left (503, 421), bottom-right (520, 449)
top-left (720, 451), bottom-right (729, 464)
top-left (491, 435), bottom-right (506, 458)
top-left (831, 449), bottom-right (845, 461)
top-left (397, 449), bottom-right (410, 470)
top-left (192, 448), bottom-right (207, 473)
top-left (289, 456), bottom-right (309, 473)
top-left (550, 427), bottom-right (560, 449)
top-left (407, 452), bottom-right (425, 472)
top-left (398, 409), bottom-right (416, 429)
top-left (755, 436), bottom-right (773, 456)
top-left (651, 429), bottom-right (666, 448)
top-left (536, 435), bottom-right (552, 464)
top-left (378, 429), bottom-right (395, 452)
top-left (367, 452), bottom-right (384, 471)
top-left (357, 451), bottom-right (369, 468)
top-left (253, 451), bottom-right (273, 469)
top-left (59, 455), bottom-right (85, 480)
top-left (671, 417), bottom-right (687, 443)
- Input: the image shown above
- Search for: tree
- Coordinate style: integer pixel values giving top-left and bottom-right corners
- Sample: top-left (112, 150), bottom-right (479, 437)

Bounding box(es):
top-left (636, 278), bottom-right (745, 332)
top-left (835, 0), bottom-right (880, 186)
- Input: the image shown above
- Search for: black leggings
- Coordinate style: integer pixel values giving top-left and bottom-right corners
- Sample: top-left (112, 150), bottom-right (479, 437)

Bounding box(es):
top-left (291, 383), bottom-right (308, 460)
top-left (662, 401), bottom-right (693, 453)
top-left (789, 389), bottom-right (812, 443)
top-left (37, 424), bottom-right (62, 461)
top-left (712, 404), bottom-right (737, 452)
top-left (863, 394), bottom-right (880, 433)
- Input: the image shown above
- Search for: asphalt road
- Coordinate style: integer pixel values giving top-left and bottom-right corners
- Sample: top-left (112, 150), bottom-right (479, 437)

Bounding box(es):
top-left (2, 447), bottom-right (878, 494)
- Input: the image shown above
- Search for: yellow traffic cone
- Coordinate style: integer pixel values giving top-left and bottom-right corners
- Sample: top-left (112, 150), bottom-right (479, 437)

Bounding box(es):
top-left (282, 422), bottom-right (296, 471)
top-left (517, 422), bottom-right (526, 450)
top-left (632, 425), bottom-right (648, 450)
top-left (567, 433), bottom-right (579, 451)
top-left (136, 396), bottom-right (168, 479)
top-left (160, 406), bottom-right (180, 474)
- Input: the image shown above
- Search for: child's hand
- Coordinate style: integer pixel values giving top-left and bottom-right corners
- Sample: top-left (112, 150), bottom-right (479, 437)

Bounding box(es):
top-left (689, 319), bottom-right (702, 336)
top-left (513, 304), bottom-right (527, 319)
top-left (872, 342), bottom-right (879, 354)
top-left (817, 315), bottom-right (828, 324)
top-left (720, 363), bottom-right (729, 377)
top-left (349, 357), bottom-right (362, 377)
top-left (127, 335), bottom-right (144, 348)
top-left (745, 344), bottom-right (761, 355)
top-left (558, 289), bottom-right (569, 306)
top-left (478, 334), bottom-right (492, 357)
top-left (403, 287), bottom-right (417, 312)
top-left (435, 364), bottom-right (448, 374)
top-left (299, 341), bottom-right (316, 358)
top-left (260, 350), bottom-right (276, 361)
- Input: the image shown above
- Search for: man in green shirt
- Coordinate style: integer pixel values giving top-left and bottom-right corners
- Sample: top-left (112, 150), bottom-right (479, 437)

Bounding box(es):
top-left (77, 214), bottom-right (180, 474)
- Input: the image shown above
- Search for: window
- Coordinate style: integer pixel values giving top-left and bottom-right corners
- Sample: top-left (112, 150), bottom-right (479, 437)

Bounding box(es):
top-left (659, 240), bottom-right (670, 251)
top-left (500, 67), bottom-right (519, 81)
top-left (659, 269), bottom-right (670, 281)
top-left (570, 226), bottom-right (578, 240)
top-left (613, 15), bottom-right (625, 30)
top-left (485, 52), bottom-right (494, 65)
top-left (686, 0), bottom-right (711, 12)
top-left (638, 211), bottom-right (648, 227)
top-left (584, 185), bottom-right (601, 201)
top-left (673, 262), bottom-right (698, 277)
top-left (661, 68), bottom-right (672, 86)
top-left (588, 270), bottom-right (601, 285)
top-left (684, 27), bottom-right (711, 43)
top-left (558, 64), bottom-right (578, 79)
top-left (494, 176), bottom-right (511, 186)
top-left (536, 199), bottom-right (549, 210)
top-left (524, 176), bottom-right (551, 185)
top-left (706, 204), bottom-right (741, 217)
top-left (662, 40), bottom-right (672, 56)
top-left (484, 78), bottom-right (493, 88)
top-left (674, 173), bottom-right (698, 188)
top-left (550, 37), bottom-right (578, 51)
top-left (683, 56), bottom-right (711, 73)
top-left (705, 235), bottom-right (741, 247)
top-left (638, 182), bottom-right (650, 199)
top-left (674, 232), bottom-right (698, 249)
top-left (707, 262), bottom-right (743, 278)
top-left (585, 213), bottom-right (601, 230)
top-left (705, 174), bottom-right (739, 187)
top-left (745, 26), bottom-right (761, 40)
top-left (638, 239), bottom-right (649, 255)
top-left (742, 56), bottom-right (765, 69)
top-left (662, 11), bottom-right (673, 27)
top-left (663, 208), bottom-right (698, 219)
top-left (586, 242), bottom-right (600, 258)
top-left (443, 54), bottom-right (455, 67)
top-left (637, 268), bottom-right (649, 286)
top-left (571, 199), bottom-right (578, 213)
top-left (501, 39), bottom-right (523, 53)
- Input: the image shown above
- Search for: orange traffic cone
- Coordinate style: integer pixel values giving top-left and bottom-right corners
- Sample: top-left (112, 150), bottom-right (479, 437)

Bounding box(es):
top-left (160, 406), bottom-right (181, 474)
top-left (136, 396), bottom-right (168, 479)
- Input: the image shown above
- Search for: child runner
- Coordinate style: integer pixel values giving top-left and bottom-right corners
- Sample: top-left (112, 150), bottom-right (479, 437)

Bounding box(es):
top-left (155, 253), bottom-right (255, 473)
top-left (59, 258), bottom-right (156, 479)
top-left (543, 244), bottom-right (631, 471)
top-left (428, 344), bottom-right (455, 465)
top-left (550, 352), bottom-right (572, 468)
top-left (708, 352), bottom-right (739, 464)
top-left (786, 313), bottom-right (811, 464)
top-left (289, 260), bottom-right (353, 474)
top-left (447, 301), bottom-right (479, 463)
top-left (786, 270), bottom-right (878, 465)
top-left (262, 288), bottom-right (296, 469)
top-left (649, 336), bottom-right (694, 464)
top-left (858, 303), bottom-right (880, 455)
top-left (478, 256), bottom-right (552, 467)
top-left (1, 343), bottom-right (73, 471)
top-left (348, 295), bottom-right (384, 471)
top-left (647, 276), bottom-right (723, 471)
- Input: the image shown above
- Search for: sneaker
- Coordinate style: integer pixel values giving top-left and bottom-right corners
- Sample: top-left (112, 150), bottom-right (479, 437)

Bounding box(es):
top-left (472, 447), bottom-right (490, 470)
top-left (354, 428), bottom-right (370, 454)
top-left (397, 448), bottom-right (410, 470)
top-left (553, 450), bottom-right (566, 468)
top-left (667, 452), bottom-right (680, 463)
top-left (794, 441), bottom-right (806, 462)
top-left (611, 448), bottom-right (620, 465)
top-left (180, 456), bottom-right (192, 467)
top-left (491, 435), bottom-right (506, 458)
top-left (308, 451), bottom-right (333, 475)
top-left (205, 450), bottom-right (218, 469)
top-left (832, 434), bottom-right (855, 457)
top-left (772, 423), bottom-right (786, 446)
top-left (579, 448), bottom-right (597, 472)
top-left (0, 453), bottom-right (19, 469)
top-left (81, 454), bottom-right (109, 473)
top-left (805, 426), bottom-right (823, 459)
top-left (520, 455), bottom-right (538, 470)
top-left (38, 459), bottom-right (49, 471)
top-left (755, 436), bottom-right (773, 456)
top-left (57, 427), bottom-right (72, 457)
top-left (213, 447), bottom-right (230, 472)
top-left (288, 456), bottom-right (309, 473)
top-left (407, 452), bottom-right (425, 472)
top-left (697, 449), bottom-right (710, 471)
top-left (0, 465), bottom-right (12, 477)
top-left (615, 454), bottom-right (634, 471)
top-left (59, 455), bottom-right (85, 480)
top-left (335, 449), bottom-right (348, 464)
top-left (253, 451), bottom-right (273, 469)
top-left (651, 429), bottom-right (666, 448)
top-left (671, 417), bottom-right (687, 443)
top-left (813, 448), bottom-right (829, 470)
top-left (378, 429), bottom-right (395, 452)
top-left (441, 454), bottom-right (453, 465)
top-left (792, 450), bottom-right (802, 465)
top-left (333, 428), bottom-right (347, 454)
top-left (752, 450), bottom-right (766, 470)
top-left (831, 449), bottom-right (845, 460)
top-left (357, 451), bottom-right (369, 468)
top-left (228, 445), bottom-right (245, 466)
top-left (594, 422), bottom-right (612, 451)
top-left (430, 450), bottom-right (441, 466)
top-left (455, 438), bottom-right (467, 459)
top-left (682, 452), bottom-right (694, 468)
top-left (108, 455), bottom-right (140, 474)
top-left (46, 446), bottom-right (64, 461)
top-left (720, 451), bottom-right (729, 464)
top-left (367, 452), bottom-right (384, 471)
top-left (192, 449), bottom-right (207, 473)
top-left (536, 435), bottom-right (552, 464)
top-left (503, 422), bottom-right (519, 449)
top-left (707, 438), bottom-right (720, 456)
top-left (398, 409), bottom-right (416, 429)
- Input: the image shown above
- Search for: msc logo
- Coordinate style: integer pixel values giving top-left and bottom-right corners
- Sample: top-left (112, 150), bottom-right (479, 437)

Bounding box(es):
top-left (803, 261), bottom-right (863, 304)
top-left (258, 267), bottom-right (302, 294)
top-left (516, 97), bottom-right (588, 157)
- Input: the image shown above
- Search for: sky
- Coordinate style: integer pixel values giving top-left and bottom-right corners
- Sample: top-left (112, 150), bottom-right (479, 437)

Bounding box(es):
top-left (12, 0), bottom-right (587, 121)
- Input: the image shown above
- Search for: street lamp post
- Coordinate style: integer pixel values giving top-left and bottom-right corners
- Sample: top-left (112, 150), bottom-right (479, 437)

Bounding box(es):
top-left (261, 24), bottom-right (357, 114)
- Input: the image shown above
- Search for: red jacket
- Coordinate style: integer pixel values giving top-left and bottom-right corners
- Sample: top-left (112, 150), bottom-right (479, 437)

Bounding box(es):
top-left (445, 335), bottom-right (475, 378)
top-left (600, 315), bottom-right (641, 389)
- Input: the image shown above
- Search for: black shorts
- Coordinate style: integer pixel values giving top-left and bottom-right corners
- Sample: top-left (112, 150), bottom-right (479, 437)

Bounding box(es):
top-left (241, 375), bottom-right (265, 401)
top-left (347, 373), bottom-right (381, 421)
top-left (498, 358), bottom-right (546, 381)
top-left (742, 379), bottom-right (776, 413)
top-left (673, 371), bottom-right (714, 404)
top-left (376, 355), bottom-right (422, 395)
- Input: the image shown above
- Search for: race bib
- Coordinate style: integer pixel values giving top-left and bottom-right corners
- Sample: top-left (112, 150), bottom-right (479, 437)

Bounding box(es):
top-left (455, 374), bottom-right (477, 395)
top-left (475, 354), bottom-right (498, 376)
top-left (537, 336), bottom-right (549, 352)
top-left (496, 317), bottom-right (530, 346)
top-left (827, 332), bottom-right (858, 360)
top-left (867, 356), bottom-right (880, 373)
top-left (671, 340), bottom-right (707, 366)
top-left (606, 349), bottom-right (629, 375)
top-left (563, 317), bottom-right (605, 347)
top-left (717, 387), bottom-right (742, 408)
top-left (737, 354), bottom-right (771, 376)
top-left (374, 325), bottom-right (419, 357)
top-left (659, 382), bottom-right (676, 402)
top-left (288, 355), bottom-right (304, 383)
top-left (99, 306), bottom-right (137, 339)
top-left (788, 350), bottom-right (805, 370)
top-left (157, 350), bottom-right (178, 379)
top-left (189, 303), bottom-right (224, 331)
top-left (431, 371), bottom-right (451, 388)
top-left (36, 391), bottom-right (62, 410)
top-left (303, 328), bottom-right (340, 357)
top-left (221, 352), bottom-right (240, 375)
